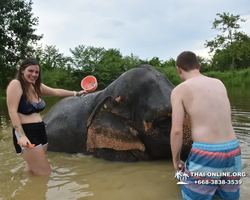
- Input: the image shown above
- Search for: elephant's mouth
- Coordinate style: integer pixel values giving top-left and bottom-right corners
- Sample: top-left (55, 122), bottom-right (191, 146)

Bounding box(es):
top-left (139, 114), bottom-right (172, 159)
top-left (141, 113), bottom-right (192, 160)
top-left (142, 114), bottom-right (172, 133)
top-left (152, 114), bottom-right (172, 129)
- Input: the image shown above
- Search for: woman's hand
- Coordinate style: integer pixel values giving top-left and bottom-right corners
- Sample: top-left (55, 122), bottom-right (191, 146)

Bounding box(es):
top-left (18, 136), bottom-right (32, 148)
top-left (77, 90), bottom-right (88, 96)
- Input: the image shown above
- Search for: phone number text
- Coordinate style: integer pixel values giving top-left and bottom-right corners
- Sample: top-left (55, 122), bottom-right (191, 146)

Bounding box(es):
top-left (194, 180), bottom-right (243, 185)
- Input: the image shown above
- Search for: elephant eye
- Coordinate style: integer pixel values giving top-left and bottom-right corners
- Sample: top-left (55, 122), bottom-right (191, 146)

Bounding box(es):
top-left (153, 116), bottom-right (171, 129)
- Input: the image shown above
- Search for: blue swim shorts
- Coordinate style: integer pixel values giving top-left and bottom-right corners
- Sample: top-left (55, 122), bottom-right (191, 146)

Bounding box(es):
top-left (181, 139), bottom-right (242, 200)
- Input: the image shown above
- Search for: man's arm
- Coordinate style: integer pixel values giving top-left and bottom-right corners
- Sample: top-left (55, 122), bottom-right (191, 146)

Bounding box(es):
top-left (170, 87), bottom-right (185, 171)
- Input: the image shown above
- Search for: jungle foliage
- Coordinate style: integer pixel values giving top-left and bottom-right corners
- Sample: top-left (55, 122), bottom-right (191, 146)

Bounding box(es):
top-left (0, 0), bottom-right (42, 90)
top-left (205, 12), bottom-right (250, 71)
top-left (0, 1), bottom-right (250, 94)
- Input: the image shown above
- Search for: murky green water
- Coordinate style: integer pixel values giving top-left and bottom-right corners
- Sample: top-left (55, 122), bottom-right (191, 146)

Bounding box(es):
top-left (0, 87), bottom-right (249, 200)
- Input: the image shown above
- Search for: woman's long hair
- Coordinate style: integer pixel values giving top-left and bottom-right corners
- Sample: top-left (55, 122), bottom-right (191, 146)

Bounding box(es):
top-left (16, 58), bottom-right (42, 101)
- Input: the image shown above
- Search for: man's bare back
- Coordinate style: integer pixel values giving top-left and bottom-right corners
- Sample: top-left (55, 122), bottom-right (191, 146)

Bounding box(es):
top-left (174, 75), bottom-right (236, 143)
top-left (170, 51), bottom-right (241, 200)
top-left (170, 50), bottom-right (239, 171)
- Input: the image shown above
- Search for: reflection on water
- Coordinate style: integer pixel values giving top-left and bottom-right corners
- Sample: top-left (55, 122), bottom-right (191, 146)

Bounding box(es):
top-left (228, 87), bottom-right (250, 200)
top-left (0, 88), bottom-right (250, 200)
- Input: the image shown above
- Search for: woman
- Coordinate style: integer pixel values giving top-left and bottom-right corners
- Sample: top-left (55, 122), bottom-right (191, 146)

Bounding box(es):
top-left (6, 58), bottom-right (87, 176)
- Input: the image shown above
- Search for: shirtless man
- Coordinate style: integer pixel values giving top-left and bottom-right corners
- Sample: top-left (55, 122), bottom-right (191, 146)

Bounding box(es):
top-left (170, 51), bottom-right (242, 200)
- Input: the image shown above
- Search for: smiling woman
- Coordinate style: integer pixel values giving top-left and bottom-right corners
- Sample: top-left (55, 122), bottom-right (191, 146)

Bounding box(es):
top-left (5, 58), bottom-right (88, 176)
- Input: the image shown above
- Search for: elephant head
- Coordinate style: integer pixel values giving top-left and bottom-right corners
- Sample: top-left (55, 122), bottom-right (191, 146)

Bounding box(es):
top-left (43, 64), bottom-right (192, 161)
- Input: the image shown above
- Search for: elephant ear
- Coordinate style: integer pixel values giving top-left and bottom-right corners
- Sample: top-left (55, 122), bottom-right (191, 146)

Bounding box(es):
top-left (86, 96), bottom-right (145, 153)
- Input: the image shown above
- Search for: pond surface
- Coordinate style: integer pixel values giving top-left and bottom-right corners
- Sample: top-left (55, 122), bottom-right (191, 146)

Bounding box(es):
top-left (0, 87), bottom-right (249, 200)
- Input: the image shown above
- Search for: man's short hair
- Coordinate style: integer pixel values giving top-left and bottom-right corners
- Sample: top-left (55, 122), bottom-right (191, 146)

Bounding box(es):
top-left (176, 51), bottom-right (199, 71)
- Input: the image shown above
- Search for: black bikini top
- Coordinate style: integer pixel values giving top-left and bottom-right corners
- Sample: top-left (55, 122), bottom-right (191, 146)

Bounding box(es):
top-left (18, 95), bottom-right (46, 115)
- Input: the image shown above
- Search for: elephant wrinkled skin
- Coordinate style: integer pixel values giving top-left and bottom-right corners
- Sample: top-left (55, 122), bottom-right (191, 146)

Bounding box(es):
top-left (43, 64), bottom-right (192, 162)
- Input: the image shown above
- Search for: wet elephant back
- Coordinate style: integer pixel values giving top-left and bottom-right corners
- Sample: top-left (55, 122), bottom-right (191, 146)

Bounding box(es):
top-left (43, 93), bottom-right (99, 153)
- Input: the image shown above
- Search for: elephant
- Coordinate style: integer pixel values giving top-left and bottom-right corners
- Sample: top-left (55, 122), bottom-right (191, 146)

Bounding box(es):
top-left (43, 64), bottom-right (192, 162)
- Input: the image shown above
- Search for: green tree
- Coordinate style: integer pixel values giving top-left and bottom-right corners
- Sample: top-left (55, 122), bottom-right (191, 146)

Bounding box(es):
top-left (211, 33), bottom-right (250, 71)
top-left (37, 45), bottom-right (70, 71)
top-left (149, 57), bottom-right (163, 68)
top-left (87, 46), bottom-right (105, 71)
top-left (122, 53), bottom-right (141, 70)
top-left (163, 58), bottom-right (176, 68)
top-left (70, 45), bottom-right (105, 71)
top-left (197, 56), bottom-right (212, 73)
top-left (69, 45), bottom-right (89, 70)
top-left (211, 49), bottom-right (231, 71)
top-left (0, 0), bottom-right (42, 89)
top-left (69, 45), bottom-right (106, 87)
top-left (233, 32), bottom-right (250, 69)
top-left (94, 48), bottom-right (125, 89)
top-left (205, 12), bottom-right (247, 70)
top-left (33, 45), bottom-right (76, 89)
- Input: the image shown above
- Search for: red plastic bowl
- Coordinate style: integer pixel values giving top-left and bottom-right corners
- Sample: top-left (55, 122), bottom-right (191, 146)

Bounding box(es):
top-left (81, 76), bottom-right (98, 92)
